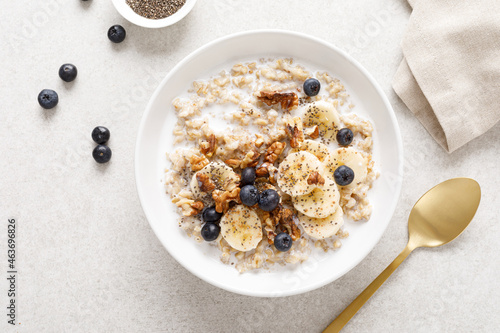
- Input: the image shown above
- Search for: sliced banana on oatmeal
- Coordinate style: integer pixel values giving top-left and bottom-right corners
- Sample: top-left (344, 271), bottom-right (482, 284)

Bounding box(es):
top-left (277, 151), bottom-right (323, 196)
top-left (303, 100), bottom-right (341, 140)
top-left (290, 139), bottom-right (330, 163)
top-left (220, 205), bottom-right (263, 252)
top-left (190, 162), bottom-right (240, 197)
top-left (299, 205), bottom-right (344, 239)
top-left (324, 148), bottom-right (368, 187)
top-left (292, 177), bottom-right (340, 218)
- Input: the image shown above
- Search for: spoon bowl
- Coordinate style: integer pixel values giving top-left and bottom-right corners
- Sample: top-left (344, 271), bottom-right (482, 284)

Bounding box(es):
top-left (325, 178), bottom-right (481, 332)
top-left (408, 178), bottom-right (481, 248)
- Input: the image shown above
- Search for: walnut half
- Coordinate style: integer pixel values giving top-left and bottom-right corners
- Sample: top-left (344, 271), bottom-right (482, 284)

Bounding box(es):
top-left (257, 91), bottom-right (299, 110)
top-left (212, 188), bottom-right (241, 213)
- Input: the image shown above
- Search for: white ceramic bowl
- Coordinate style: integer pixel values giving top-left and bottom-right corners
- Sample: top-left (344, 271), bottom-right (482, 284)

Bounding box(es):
top-left (111, 0), bottom-right (197, 28)
top-left (135, 30), bottom-right (403, 297)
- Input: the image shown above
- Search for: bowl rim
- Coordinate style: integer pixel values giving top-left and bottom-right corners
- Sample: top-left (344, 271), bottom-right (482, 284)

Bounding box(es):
top-left (111, 0), bottom-right (198, 28)
top-left (135, 29), bottom-right (404, 297)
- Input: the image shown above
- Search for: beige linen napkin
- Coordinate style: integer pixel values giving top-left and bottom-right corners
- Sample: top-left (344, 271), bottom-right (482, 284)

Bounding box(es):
top-left (393, 0), bottom-right (500, 152)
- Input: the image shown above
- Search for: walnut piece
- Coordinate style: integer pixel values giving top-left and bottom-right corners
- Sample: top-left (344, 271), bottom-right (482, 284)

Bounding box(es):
top-left (264, 142), bottom-right (286, 164)
top-left (225, 150), bottom-right (260, 169)
top-left (285, 117), bottom-right (304, 148)
top-left (224, 159), bottom-right (241, 168)
top-left (278, 209), bottom-right (301, 241)
top-left (196, 173), bottom-right (216, 192)
top-left (263, 212), bottom-right (278, 245)
top-left (270, 205), bottom-right (301, 241)
top-left (240, 150), bottom-right (261, 168)
top-left (256, 162), bottom-right (271, 177)
top-left (268, 169), bottom-right (278, 184)
top-left (307, 171), bottom-right (325, 186)
top-left (304, 125), bottom-right (319, 139)
top-left (254, 134), bottom-right (265, 148)
top-left (212, 188), bottom-right (241, 213)
top-left (187, 201), bottom-right (204, 216)
top-left (257, 91), bottom-right (299, 110)
top-left (190, 154), bottom-right (209, 171)
top-left (255, 162), bottom-right (278, 184)
top-left (200, 134), bottom-right (217, 157)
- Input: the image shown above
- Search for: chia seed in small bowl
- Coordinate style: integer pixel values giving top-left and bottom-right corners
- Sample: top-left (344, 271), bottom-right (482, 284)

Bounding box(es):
top-left (111, 0), bottom-right (197, 28)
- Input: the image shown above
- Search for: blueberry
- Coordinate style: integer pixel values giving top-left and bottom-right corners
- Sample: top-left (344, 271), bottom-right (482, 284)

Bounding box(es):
top-left (334, 165), bottom-right (355, 186)
top-left (274, 232), bottom-right (292, 252)
top-left (59, 63), bottom-right (78, 82)
top-left (240, 185), bottom-right (260, 206)
top-left (92, 126), bottom-right (111, 144)
top-left (336, 128), bottom-right (354, 146)
top-left (37, 89), bottom-right (58, 109)
top-left (240, 167), bottom-right (256, 186)
top-left (303, 78), bottom-right (321, 97)
top-left (201, 223), bottom-right (220, 242)
top-left (108, 25), bottom-right (126, 43)
top-left (92, 145), bottom-right (112, 163)
top-left (258, 189), bottom-right (280, 211)
top-left (202, 206), bottom-right (223, 223)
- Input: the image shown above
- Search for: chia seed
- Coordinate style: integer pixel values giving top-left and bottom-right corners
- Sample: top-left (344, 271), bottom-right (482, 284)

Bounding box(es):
top-left (126, 0), bottom-right (186, 20)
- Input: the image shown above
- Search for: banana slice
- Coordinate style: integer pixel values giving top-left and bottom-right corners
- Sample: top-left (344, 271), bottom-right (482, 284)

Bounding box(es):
top-left (190, 162), bottom-right (240, 197)
top-left (220, 205), bottom-right (263, 252)
top-left (303, 101), bottom-right (341, 140)
top-left (277, 151), bottom-right (323, 196)
top-left (292, 177), bottom-right (340, 218)
top-left (324, 148), bottom-right (368, 187)
top-left (290, 139), bottom-right (330, 163)
top-left (299, 206), bottom-right (344, 239)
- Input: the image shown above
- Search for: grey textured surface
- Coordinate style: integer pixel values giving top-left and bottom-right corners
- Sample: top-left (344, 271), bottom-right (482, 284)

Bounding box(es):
top-left (1, 0), bottom-right (499, 332)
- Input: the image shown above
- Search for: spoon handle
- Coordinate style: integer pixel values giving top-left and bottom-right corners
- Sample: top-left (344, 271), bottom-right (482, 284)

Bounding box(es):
top-left (323, 244), bottom-right (414, 333)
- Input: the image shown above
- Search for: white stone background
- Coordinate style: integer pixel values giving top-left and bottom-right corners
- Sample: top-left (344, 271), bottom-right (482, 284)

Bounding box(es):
top-left (1, 0), bottom-right (499, 332)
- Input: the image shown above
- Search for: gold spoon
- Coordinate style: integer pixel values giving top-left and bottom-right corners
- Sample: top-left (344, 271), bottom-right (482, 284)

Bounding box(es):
top-left (324, 178), bottom-right (481, 333)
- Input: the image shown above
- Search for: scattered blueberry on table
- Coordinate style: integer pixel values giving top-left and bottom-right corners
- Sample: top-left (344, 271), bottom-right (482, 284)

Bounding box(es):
top-left (37, 89), bottom-right (59, 109)
top-left (240, 185), bottom-right (260, 206)
top-left (108, 25), bottom-right (126, 43)
top-left (201, 223), bottom-right (220, 242)
top-left (92, 126), bottom-right (111, 144)
top-left (258, 189), bottom-right (280, 211)
top-left (58, 63), bottom-right (78, 82)
top-left (336, 128), bottom-right (354, 146)
top-left (92, 144), bottom-right (112, 163)
top-left (334, 165), bottom-right (355, 186)
top-left (202, 206), bottom-right (223, 223)
top-left (303, 78), bottom-right (321, 97)
top-left (240, 167), bottom-right (256, 186)
top-left (274, 232), bottom-right (293, 252)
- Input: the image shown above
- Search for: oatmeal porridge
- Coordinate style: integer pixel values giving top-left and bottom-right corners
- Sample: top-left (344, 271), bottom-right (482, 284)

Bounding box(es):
top-left (164, 58), bottom-right (378, 273)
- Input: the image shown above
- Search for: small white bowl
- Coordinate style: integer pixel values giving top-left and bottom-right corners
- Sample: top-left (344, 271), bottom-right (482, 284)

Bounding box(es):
top-left (111, 0), bottom-right (197, 28)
